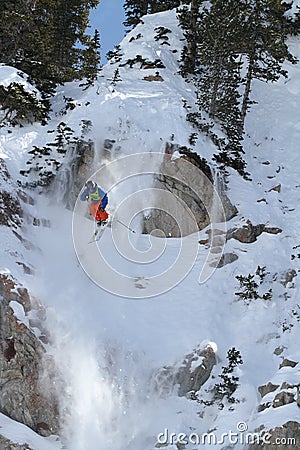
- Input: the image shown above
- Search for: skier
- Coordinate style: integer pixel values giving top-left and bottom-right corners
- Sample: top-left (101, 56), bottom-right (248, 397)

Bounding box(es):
top-left (80, 180), bottom-right (109, 225)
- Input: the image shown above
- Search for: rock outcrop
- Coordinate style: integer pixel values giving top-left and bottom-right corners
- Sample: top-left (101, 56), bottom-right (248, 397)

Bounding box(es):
top-left (60, 139), bottom-right (95, 209)
top-left (254, 349), bottom-right (299, 447)
top-left (258, 382), bottom-right (279, 398)
top-left (273, 391), bottom-right (295, 408)
top-left (143, 148), bottom-right (237, 237)
top-left (0, 435), bottom-right (33, 450)
top-left (155, 344), bottom-right (217, 398)
top-left (249, 421), bottom-right (300, 450)
top-left (227, 220), bottom-right (282, 244)
top-left (0, 275), bottom-right (59, 437)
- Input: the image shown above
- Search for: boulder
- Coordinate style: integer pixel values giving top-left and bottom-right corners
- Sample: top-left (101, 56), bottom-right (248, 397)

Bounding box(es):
top-left (155, 344), bottom-right (216, 398)
top-left (143, 73), bottom-right (164, 82)
top-left (274, 346), bottom-right (285, 356)
top-left (280, 382), bottom-right (299, 390)
top-left (227, 220), bottom-right (282, 244)
top-left (273, 391), bottom-right (295, 408)
top-left (227, 220), bottom-right (265, 243)
top-left (279, 358), bottom-right (298, 369)
top-left (199, 239), bottom-right (209, 246)
top-left (264, 226), bottom-right (282, 235)
top-left (258, 382), bottom-right (279, 398)
top-left (268, 184), bottom-right (281, 193)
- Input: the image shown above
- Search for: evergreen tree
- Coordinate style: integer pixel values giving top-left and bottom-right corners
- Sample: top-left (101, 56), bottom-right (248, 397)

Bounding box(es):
top-left (0, 0), bottom-right (101, 97)
top-left (0, 82), bottom-right (49, 125)
top-left (239, 0), bottom-right (297, 132)
top-left (110, 69), bottom-right (122, 87)
top-left (193, 0), bottom-right (243, 118)
top-left (123, 0), bottom-right (181, 30)
top-left (214, 348), bottom-right (243, 406)
top-left (179, 0), bottom-right (297, 177)
top-left (182, 0), bottom-right (248, 175)
top-left (178, 0), bottom-right (201, 75)
top-left (0, 0), bottom-right (32, 66)
top-left (80, 29), bottom-right (101, 88)
top-left (123, 0), bottom-right (149, 30)
top-left (49, 0), bottom-right (100, 82)
top-left (106, 45), bottom-right (123, 64)
top-left (149, 0), bottom-right (181, 13)
top-left (235, 269), bottom-right (273, 305)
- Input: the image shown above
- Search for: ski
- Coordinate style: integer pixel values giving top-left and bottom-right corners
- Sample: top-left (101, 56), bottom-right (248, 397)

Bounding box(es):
top-left (88, 229), bottom-right (104, 244)
top-left (88, 220), bottom-right (110, 244)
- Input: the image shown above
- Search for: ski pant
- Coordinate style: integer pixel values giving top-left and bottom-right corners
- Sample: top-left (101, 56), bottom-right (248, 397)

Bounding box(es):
top-left (89, 197), bottom-right (108, 222)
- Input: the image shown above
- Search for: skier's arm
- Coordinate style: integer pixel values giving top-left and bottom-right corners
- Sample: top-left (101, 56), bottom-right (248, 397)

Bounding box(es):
top-left (80, 188), bottom-right (89, 201)
top-left (97, 187), bottom-right (106, 199)
top-left (98, 188), bottom-right (108, 210)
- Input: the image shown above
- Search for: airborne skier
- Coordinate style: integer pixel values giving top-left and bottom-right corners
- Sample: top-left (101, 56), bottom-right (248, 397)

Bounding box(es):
top-left (80, 180), bottom-right (109, 226)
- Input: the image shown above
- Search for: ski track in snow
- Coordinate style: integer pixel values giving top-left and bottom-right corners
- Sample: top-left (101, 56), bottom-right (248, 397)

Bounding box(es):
top-left (0, 8), bottom-right (300, 450)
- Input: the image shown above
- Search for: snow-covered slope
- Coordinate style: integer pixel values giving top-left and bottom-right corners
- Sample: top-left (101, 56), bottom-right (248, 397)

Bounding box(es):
top-left (0, 8), bottom-right (299, 450)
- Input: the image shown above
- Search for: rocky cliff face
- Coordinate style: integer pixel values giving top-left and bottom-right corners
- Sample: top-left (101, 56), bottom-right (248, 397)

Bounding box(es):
top-left (0, 276), bottom-right (59, 437)
top-left (0, 159), bottom-right (59, 437)
top-left (143, 148), bottom-right (237, 237)
top-left (58, 139), bottom-right (95, 209)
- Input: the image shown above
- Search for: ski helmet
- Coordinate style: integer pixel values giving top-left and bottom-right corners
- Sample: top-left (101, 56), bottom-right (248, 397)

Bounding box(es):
top-left (86, 180), bottom-right (96, 190)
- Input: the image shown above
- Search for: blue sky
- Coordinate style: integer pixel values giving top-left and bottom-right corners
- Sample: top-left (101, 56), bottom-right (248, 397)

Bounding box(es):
top-left (89, 0), bottom-right (126, 62)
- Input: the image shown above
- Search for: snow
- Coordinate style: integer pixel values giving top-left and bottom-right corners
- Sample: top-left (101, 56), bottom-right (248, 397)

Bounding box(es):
top-left (0, 413), bottom-right (62, 450)
top-left (10, 301), bottom-right (27, 323)
top-left (0, 7), bottom-right (299, 450)
top-left (0, 65), bottom-right (39, 94)
top-left (286, 0), bottom-right (300, 17)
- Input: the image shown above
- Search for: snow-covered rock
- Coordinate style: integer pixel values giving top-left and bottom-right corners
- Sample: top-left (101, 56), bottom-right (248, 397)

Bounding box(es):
top-left (155, 344), bottom-right (217, 398)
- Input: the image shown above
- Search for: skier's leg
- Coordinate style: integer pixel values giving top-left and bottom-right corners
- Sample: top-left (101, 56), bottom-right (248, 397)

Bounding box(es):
top-left (96, 205), bottom-right (109, 224)
top-left (90, 201), bottom-right (100, 219)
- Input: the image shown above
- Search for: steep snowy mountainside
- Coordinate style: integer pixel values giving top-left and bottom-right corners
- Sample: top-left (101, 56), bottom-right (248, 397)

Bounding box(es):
top-left (9, 9), bottom-right (219, 193)
top-left (0, 6), bottom-right (300, 450)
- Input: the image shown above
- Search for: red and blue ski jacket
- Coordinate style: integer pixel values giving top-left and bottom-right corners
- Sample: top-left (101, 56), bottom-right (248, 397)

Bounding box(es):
top-left (80, 185), bottom-right (108, 209)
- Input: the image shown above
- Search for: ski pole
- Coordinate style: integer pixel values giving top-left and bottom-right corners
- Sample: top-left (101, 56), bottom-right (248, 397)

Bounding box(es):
top-left (114, 218), bottom-right (136, 233)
